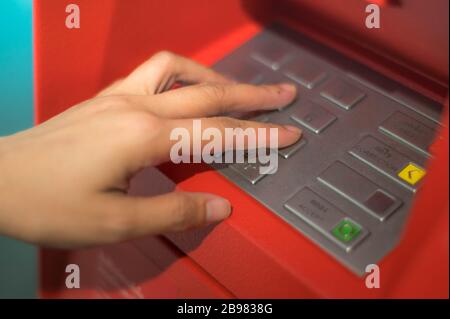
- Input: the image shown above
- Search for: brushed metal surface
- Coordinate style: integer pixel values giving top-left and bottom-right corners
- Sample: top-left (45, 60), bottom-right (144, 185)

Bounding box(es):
top-left (212, 25), bottom-right (442, 275)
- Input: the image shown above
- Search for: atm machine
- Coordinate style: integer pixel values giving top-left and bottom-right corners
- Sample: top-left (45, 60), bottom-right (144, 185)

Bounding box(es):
top-left (36, 0), bottom-right (448, 298)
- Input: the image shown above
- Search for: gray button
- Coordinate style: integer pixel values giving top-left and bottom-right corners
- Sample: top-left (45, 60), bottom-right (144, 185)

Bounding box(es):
top-left (321, 80), bottom-right (366, 110)
top-left (251, 44), bottom-right (293, 70)
top-left (284, 60), bottom-right (327, 89)
top-left (364, 191), bottom-right (398, 219)
top-left (223, 61), bottom-right (265, 84)
top-left (349, 136), bottom-right (425, 192)
top-left (278, 138), bottom-right (307, 159)
top-left (291, 100), bottom-right (337, 134)
top-left (229, 151), bottom-right (276, 184)
top-left (379, 111), bottom-right (437, 156)
top-left (284, 188), bottom-right (368, 252)
top-left (318, 161), bottom-right (402, 221)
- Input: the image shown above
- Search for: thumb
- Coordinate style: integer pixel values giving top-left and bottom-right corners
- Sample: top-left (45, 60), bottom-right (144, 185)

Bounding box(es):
top-left (102, 191), bottom-right (232, 242)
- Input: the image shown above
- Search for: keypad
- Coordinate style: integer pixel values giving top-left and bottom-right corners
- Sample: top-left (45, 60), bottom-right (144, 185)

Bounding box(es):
top-left (212, 26), bottom-right (442, 275)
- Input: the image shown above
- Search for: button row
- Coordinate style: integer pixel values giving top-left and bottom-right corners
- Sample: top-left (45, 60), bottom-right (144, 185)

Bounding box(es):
top-left (349, 135), bottom-right (426, 192)
top-left (233, 55), bottom-right (367, 116)
top-left (250, 48), bottom-right (366, 110)
top-left (230, 118), bottom-right (428, 197)
top-left (283, 159), bottom-right (407, 253)
top-left (318, 161), bottom-right (402, 221)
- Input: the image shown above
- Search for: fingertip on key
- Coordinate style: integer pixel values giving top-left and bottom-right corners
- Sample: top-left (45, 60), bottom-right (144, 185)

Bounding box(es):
top-left (283, 125), bottom-right (302, 136)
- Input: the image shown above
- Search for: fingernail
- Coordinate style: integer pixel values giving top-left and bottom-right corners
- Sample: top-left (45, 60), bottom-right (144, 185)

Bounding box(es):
top-left (278, 83), bottom-right (297, 95)
top-left (206, 198), bottom-right (232, 223)
top-left (283, 125), bottom-right (302, 135)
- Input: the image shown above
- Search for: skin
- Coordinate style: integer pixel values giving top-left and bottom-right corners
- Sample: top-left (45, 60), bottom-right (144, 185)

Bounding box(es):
top-left (0, 51), bottom-right (302, 249)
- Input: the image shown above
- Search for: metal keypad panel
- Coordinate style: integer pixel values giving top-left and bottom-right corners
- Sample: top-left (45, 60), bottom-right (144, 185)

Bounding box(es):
top-left (212, 25), bottom-right (442, 275)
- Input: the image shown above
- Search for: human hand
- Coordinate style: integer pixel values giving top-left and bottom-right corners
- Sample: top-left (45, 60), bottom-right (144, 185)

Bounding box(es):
top-left (0, 51), bottom-right (301, 248)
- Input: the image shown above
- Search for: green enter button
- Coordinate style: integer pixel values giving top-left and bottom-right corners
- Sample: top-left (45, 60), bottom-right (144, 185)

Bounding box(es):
top-left (332, 219), bottom-right (361, 243)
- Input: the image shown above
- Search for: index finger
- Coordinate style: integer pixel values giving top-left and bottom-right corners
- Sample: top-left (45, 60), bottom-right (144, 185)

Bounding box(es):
top-left (145, 116), bottom-right (302, 165)
top-left (136, 82), bottom-right (298, 118)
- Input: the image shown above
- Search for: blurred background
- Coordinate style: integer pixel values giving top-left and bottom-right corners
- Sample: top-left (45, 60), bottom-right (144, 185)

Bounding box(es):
top-left (0, 0), bottom-right (36, 298)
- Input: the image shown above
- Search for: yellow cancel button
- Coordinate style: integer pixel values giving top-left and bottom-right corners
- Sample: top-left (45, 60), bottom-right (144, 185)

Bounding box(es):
top-left (398, 163), bottom-right (426, 185)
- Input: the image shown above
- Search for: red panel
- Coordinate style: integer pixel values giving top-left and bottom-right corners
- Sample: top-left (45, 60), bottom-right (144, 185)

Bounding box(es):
top-left (34, 0), bottom-right (268, 123)
top-left (35, 0), bottom-right (448, 298)
top-left (278, 0), bottom-right (449, 88)
top-left (40, 237), bottom-right (232, 298)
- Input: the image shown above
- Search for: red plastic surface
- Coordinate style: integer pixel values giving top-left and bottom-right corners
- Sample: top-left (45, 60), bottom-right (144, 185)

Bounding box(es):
top-left (285, 0), bottom-right (449, 85)
top-left (40, 238), bottom-right (233, 298)
top-left (35, 0), bottom-right (449, 298)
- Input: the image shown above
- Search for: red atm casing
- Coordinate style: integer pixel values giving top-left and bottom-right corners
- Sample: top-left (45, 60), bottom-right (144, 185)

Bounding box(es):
top-left (35, 0), bottom-right (449, 298)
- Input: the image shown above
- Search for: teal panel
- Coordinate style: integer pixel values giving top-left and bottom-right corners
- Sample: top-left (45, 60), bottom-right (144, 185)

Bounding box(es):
top-left (0, 0), bottom-right (36, 299)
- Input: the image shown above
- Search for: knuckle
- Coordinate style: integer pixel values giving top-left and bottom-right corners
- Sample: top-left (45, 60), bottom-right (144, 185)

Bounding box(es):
top-left (122, 111), bottom-right (160, 136)
top-left (152, 50), bottom-right (176, 66)
top-left (201, 83), bottom-right (228, 106)
top-left (97, 78), bottom-right (125, 96)
top-left (111, 111), bottom-right (162, 151)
